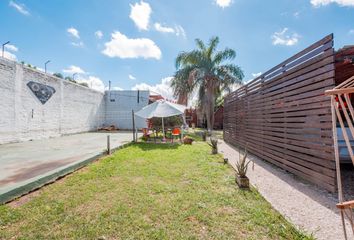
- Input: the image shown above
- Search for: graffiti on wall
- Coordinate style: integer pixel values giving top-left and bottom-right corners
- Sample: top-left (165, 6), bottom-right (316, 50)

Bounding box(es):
top-left (27, 81), bottom-right (56, 104)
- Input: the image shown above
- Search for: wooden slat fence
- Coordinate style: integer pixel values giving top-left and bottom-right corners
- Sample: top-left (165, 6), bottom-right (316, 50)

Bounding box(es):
top-left (224, 34), bottom-right (336, 192)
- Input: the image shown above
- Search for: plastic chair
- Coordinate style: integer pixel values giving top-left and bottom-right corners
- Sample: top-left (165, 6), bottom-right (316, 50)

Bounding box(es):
top-left (142, 128), bottom-right (152, 138)
top-left (171, 128), bottom-right (181, 143)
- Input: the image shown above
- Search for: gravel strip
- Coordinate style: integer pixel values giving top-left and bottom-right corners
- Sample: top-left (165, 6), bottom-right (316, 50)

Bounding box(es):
top-left (219, 140), bottom-right (353, 240)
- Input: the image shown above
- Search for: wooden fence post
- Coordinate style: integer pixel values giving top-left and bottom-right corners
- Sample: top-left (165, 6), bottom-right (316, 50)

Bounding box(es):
top-left (107, 135), bottom-right (111, 155)
top-left (132, 110), bottom-right (136, 142)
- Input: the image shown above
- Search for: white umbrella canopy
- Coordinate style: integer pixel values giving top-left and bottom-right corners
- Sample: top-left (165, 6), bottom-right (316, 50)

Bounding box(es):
top-left (135, 100), bottom-right (187, 118)
top-left (134, 100), bottom-right (187, 141)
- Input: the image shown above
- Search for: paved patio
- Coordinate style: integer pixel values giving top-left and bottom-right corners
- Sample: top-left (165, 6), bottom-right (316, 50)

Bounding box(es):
top-left (0, 132), bottom-right (134, 203)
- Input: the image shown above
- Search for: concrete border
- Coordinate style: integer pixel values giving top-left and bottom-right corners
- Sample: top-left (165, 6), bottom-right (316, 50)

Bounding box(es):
top-left (0, 142), bottom-right (132, 204)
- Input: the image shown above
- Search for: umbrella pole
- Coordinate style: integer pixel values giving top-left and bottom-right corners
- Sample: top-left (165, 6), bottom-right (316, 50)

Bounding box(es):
top-left (162, 117), bottom-right (165, 142)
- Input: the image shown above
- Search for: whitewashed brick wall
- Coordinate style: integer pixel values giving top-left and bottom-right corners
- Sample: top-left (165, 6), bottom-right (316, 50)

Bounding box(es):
top-left (0, 58), bottom-right (105, 144)
top-left (105, 90), bottom-right (149, 129)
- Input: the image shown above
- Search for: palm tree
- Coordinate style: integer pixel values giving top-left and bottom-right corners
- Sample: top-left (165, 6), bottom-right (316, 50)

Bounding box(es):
top-left (171, 36), bottom-right (244, 131)
top-left (170, 72), bottom-right (193, 105)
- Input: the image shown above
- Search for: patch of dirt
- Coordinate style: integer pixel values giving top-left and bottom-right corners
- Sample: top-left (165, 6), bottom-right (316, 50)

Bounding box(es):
top-left (215, 206), bottom-right (236, 215)
top-left (8, 189), bottom-right (42, 208)
top-left (131, 176), bottom-right (144, 184)
top-left (185, 216), bottom-right (199, 224)
top-left (185, 216), bottom-right (208, 238)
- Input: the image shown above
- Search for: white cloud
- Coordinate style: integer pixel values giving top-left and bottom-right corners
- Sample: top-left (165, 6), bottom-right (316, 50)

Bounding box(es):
top-left (112, 86), bottom-right (123, 90)
top-left (2, 51), bottom-right (17, 60)
top-left (37, 67), bottom-right (45, 72)
top-left (154, 23), bottom-right (186, 38)
top-left (154, 23), bottom-right (175, 33)
top-left (62, 65), bottom-right (105, 92)
top-left (67, 27), bottom-right (80, 39)
top-left (230, 83), bottom-right (242, 92)
top-left (2, 43), bottom-right (18, 60)
top-left (349, 29), bottom-right (354, 35)
top-left (215, 0), bottom-right (233, 8)
top-left (130, 1), bottom-right (152, 31)
top-left (9, 1), bottom-right (30, 15)
top-left (77, 76), bottom-right (105, 92)
top-left (252, 72), bottom-right (262, 78)
top-left (71, 41), bottom-right (84, 48)
top-left (132, 77), bottom-right (174, 100)
top-left (102, 31), bottom-right (161, 59)
top-left (175, 25), bottom-right (186, 38)
top-left (5, 44), bottom-right (18, 52)
top-left (105, 86), bottom-right (124, 91)
top-left (293, 11), bottom-right (300, 18)
top-left (129, 74), bottom-right (136, 80)
top-left (272, 28), bottom-right (300, 46)
top-left (63, 65), bottom-right (86, 74)
top-left (95, 30), bottom-right (103, 39)
top-left (311, 0), bottom-right (354, 7)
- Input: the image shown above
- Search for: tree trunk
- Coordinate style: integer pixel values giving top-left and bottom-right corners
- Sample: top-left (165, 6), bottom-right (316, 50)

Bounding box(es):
top-left (177, 92), bottom-right (188, 106)
top-left (205, 86), bottom-right (215, 133)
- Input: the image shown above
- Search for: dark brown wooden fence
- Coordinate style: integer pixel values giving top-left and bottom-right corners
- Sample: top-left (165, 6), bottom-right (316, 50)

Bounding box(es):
top-left (224, 34), bottom-right (336, 192)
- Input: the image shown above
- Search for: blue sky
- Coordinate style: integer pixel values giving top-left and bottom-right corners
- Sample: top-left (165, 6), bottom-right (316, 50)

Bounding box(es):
top-left (1, 0), bottom-right (354, 98)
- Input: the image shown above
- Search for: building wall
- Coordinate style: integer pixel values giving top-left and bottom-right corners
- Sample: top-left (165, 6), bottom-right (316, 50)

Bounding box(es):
top-left (335, 46), bottom-right (354, 85)
top-left (105, 90), bottom-right (149, 130)
top-left (0, 58), bottom-right (105, 144)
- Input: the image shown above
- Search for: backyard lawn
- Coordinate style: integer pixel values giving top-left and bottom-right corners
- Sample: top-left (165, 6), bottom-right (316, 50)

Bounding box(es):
top-left (0, 140), bottom-right (312, 239)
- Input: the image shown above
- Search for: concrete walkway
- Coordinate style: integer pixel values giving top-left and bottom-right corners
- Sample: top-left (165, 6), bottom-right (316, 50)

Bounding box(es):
top-left (219, 140), bottom-right (352, 240)
top-left (0, 132), bottom-right (134, 203)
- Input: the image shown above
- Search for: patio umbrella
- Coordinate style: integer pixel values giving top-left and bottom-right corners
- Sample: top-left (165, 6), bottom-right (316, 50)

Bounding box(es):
top-left (135, 100), bottom-right (187, 140)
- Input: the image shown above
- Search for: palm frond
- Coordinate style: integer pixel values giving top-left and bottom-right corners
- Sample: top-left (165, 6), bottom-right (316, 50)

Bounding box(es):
top-left (175, 52), bottom-right (188, 69)
top-left (171, 64), bottom-right (201, 104)
top-left (206, 36), bottom-right (220, 59)
top-left (213, 48), bottom-right (236, 65)
top-left (216, 64), bottom-right (244, 83)
top-left (195, 38), bottom-right (206, 51)
top-left (175, 50), bottom-right (205, 69)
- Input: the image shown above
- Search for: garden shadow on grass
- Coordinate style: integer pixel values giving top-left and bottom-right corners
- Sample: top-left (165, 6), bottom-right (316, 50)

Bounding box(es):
top-left (133, 142), bottom-right (182, 151)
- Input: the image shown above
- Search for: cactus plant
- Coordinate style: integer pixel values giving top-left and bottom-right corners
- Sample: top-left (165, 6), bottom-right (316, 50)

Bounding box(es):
top-left (201, 130), bottom-right (207, 141)
top-left (208, 137), bottom-right (218, 154)
top-left (235, 149), bottom-right (250, 188)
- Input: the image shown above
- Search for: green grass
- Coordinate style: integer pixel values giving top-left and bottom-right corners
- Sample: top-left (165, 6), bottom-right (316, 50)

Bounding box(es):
top-left (188, 129), bottom-right (223, 141)
top-left (0, 142), bottom-right (312, 240)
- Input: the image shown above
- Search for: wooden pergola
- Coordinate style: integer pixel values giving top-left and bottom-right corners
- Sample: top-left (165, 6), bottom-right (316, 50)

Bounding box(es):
top-left (325, 76), bottom-right (354, 239)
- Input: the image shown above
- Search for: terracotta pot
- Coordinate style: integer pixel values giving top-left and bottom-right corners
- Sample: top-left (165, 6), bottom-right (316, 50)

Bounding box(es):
top-left (183, 137), bottom-right (194, 145)
top-left (235, 175), bottom-right (249, 189)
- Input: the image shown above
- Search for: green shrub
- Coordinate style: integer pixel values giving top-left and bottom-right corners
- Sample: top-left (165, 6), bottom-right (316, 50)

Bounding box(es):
top-left (150, 115), bottom-right (183, 128)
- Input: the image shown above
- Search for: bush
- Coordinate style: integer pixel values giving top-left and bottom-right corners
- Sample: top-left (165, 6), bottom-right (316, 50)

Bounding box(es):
top-left (150, 116), bottom-right (183, 129)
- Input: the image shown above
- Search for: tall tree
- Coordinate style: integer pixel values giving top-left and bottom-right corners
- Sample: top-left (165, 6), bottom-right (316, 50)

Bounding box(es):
top-left (171, 36), bottom-right (244, 131)
top-left (53, 72), bottom-right (63, 79)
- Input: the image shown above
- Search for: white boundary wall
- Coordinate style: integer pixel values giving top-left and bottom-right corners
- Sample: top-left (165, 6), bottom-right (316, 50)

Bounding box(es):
top-left (0, 58), bottom-right (105, 144)
top-left (105, 90), bottom-right (149, 130)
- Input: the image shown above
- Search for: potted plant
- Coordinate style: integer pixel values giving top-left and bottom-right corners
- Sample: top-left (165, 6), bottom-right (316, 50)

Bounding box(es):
top-left (201, 130), bottom-right (207, 141)
top-left (183, 136), bottom-right (194, 145)
top-left (208, 137), bottom-right (218, 154)
top-left (235, 149), bottom-right (250, 189)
